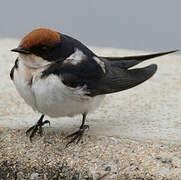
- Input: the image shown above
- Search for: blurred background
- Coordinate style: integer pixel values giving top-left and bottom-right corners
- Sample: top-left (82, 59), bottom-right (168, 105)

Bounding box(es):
top-left (0, 0), bottom-right (180, 52)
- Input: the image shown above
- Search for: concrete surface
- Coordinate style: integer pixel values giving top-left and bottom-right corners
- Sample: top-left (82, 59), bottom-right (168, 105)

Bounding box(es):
top-left (0, 39), bottom-right (181, 179)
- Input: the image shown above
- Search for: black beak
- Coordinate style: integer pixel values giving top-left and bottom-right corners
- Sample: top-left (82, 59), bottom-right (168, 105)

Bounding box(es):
top-left (11, 47), bottom-right (31, 54)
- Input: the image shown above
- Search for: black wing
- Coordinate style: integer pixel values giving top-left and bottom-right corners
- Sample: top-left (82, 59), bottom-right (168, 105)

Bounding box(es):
top-left (42, 59), bottom-right (157, 97)
top-left (87, 64), bottom-right (157, 96)
top-left (41, 50), bottom-right (176, 97)
top-left (41, 54), bottom-right (105, 88)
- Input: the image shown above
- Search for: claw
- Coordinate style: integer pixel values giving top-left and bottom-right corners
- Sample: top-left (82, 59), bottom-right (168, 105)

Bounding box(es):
top-left (29, 125), bottom-right (38, 142)
top-left (66, 125), bottom-right (89, 147)
top-left (42, 120), bottom-right (51, 126)
top-left (66, 130), bottom-right (80, 138)
top-left (38, 125), bottom-right (43, 137)
top-left (26, 125), bottom-right (36, 136)
top-left (26, 115), bottom-right (50, 142)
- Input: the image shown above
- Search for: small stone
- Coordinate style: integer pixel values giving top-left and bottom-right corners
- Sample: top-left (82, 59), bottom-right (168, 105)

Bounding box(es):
top-left (129, 162), bottom-right (134, 166)
top-left (159, 167), bottom-right (170, 177)
top-left (30, 172), bottom-right (39, 180)
top-left (16, 171), bottom-right (24, 180)
top-left (105, 166), bottom-right (111, 171)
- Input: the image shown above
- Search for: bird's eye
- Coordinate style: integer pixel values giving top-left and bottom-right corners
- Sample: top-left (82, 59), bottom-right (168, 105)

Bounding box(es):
top-left (41, 46), bottom-right (49, 51)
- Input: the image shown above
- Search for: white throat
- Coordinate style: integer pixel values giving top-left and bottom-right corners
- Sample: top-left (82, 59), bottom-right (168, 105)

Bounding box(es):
top-left (19, 54), bottom-right (51, 68)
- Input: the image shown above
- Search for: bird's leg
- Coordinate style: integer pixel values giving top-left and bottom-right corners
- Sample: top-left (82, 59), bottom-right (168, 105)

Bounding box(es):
top-left (66, 113), bottom-right (89, 146)
top-left (26, 114), bottom-right (50, 142)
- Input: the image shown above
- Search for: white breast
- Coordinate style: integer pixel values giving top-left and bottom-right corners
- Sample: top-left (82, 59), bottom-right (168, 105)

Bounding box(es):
top-left (32, 74), bottom-right (105, 117)
top-left (13, 60), bottom-right (105, 117)
top-left (13, 61), bottom-right (37, 111)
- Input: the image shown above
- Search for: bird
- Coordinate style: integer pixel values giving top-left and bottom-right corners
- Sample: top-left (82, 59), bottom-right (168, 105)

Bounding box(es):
top-left (10, 28), bottom-right (177, 146)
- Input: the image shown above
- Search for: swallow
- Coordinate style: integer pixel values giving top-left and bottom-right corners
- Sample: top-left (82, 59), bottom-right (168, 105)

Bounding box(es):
top-left (10, 28), bottom-right (177, 146)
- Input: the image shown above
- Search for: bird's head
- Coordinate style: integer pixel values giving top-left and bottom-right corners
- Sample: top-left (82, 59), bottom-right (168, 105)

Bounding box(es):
top-left (11, 28), bottom-right (62, 68)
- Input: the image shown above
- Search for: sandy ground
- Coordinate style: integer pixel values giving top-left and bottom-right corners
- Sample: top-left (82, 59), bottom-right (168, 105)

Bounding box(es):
top-left (0, 39), bottom-right (181, 179)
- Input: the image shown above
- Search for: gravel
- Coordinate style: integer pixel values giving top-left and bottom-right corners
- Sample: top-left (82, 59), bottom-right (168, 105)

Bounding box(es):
top-left (1, 128), bottom-right (181, 179)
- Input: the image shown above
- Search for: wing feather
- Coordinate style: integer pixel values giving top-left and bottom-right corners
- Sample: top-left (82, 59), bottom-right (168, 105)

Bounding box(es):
top-left (87, 64), bottom-right (157, 96)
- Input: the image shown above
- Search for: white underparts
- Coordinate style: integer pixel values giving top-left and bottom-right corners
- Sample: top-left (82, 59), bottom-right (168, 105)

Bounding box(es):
top-left (13, 59), bottom-right (105, 117)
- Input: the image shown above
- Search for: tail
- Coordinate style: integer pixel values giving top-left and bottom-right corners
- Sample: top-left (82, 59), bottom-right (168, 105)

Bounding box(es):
top-left (100, 50), bottom-right (178, 69)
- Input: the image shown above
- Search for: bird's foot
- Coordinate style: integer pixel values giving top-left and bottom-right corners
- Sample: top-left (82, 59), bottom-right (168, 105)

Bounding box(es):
top-left (66, 125), bottom-right (89, 147)
top-left (26, 118), bottom-right (50, 142)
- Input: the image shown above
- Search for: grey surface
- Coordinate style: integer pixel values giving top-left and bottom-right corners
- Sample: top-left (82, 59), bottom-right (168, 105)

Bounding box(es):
top-left (0, 0), bottom-right (181, 52)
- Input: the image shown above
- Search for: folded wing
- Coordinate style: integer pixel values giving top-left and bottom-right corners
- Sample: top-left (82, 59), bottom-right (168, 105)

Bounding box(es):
top-left (49, 50), bottom-right (177, 97)
top-left (87, 64), bottom-right (157, 96)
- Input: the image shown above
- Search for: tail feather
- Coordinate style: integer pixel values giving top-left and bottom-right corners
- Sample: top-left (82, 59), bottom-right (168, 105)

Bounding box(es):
top-left (100, 50), bottom-right (178, 69)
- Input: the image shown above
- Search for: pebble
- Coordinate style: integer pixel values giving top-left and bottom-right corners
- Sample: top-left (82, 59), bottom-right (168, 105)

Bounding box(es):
top-left (30, 172), bottom-right (39, 180)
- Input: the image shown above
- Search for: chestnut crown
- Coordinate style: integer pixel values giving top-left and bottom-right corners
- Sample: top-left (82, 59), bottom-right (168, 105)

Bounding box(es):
top-left (11, 28), bottom-right (61, 55)
top-left (19, 28), bottom-right (60, 50)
